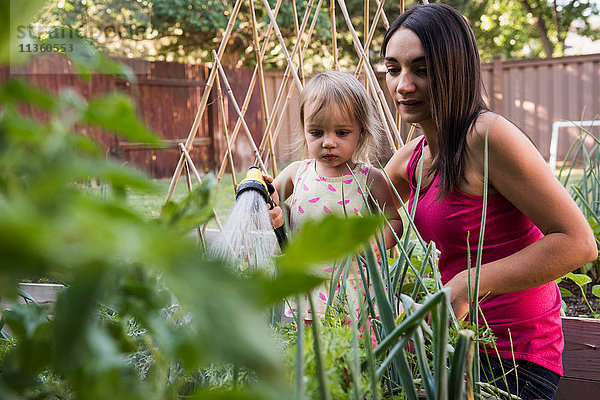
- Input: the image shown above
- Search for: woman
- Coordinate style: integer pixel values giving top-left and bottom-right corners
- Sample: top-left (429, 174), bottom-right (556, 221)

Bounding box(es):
top-left (382, 4), bottom-right (597, 399)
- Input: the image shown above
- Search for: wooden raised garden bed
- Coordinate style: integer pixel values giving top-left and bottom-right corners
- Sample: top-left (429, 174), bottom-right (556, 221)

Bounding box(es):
top-left (555, 317), bottom-right (600, 400)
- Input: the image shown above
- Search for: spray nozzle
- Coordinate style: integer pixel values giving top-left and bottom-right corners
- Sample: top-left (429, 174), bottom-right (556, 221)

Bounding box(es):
top-left (236, 166), bottom-right (276, 208)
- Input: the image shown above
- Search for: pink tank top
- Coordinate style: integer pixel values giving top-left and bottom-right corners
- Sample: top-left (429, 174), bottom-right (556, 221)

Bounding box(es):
top-left (407, 137), bottom-right (563, 375)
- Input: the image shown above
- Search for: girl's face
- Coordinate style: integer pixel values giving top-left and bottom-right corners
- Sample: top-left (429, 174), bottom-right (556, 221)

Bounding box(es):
top-left (384, 28), bottom-right (434, 129)
top-left (303, 99), bottom-right (362, 177)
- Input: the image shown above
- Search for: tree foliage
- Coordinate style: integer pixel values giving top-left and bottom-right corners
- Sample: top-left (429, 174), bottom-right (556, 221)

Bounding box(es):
top-left (448, 0), bottom-right (600, 60)
top-left (33, 0), bottom-right (600, 67)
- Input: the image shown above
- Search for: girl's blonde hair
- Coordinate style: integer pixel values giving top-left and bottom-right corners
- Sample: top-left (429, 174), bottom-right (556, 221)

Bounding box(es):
top-left (296, 71), bottom-right (386, 163)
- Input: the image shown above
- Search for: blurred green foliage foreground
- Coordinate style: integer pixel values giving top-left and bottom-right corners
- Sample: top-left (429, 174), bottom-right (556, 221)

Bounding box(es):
top-left (0, 3), bottom-right (385, 399)
top-left (0, 3), bottom-right (487, 400)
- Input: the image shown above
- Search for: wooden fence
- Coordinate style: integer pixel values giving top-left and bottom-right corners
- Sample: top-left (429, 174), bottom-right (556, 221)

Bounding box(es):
top-left (0, 55), bottom-right (263, 178)
top-left (482, 53), bottom-right (600, 161)
top-left (1, 53), bottom-right (599, 177)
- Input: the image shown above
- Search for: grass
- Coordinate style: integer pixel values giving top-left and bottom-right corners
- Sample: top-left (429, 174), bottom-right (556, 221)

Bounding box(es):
top-left (125, 173), bottom-right (239, 229)
top-left (556, 166), bottom-right (584, 186)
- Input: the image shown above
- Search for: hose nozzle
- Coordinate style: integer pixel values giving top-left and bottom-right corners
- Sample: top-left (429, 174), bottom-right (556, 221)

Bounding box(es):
top-left (236, 166), bottom-right (276, 208)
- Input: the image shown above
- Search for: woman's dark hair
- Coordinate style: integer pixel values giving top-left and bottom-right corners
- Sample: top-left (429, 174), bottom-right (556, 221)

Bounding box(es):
top-left (382, 3), bottom-right (489, 197)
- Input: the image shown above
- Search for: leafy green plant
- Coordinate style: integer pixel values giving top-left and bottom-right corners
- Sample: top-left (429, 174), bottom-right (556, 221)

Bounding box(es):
top-left (0, 11), bottom-right (329, 396)
top-left (557, 272), bottom-right (600, 318)
top-left (0, 67), bottom-right (388, 399)
top-left (558, 120), bottom-right (600, 283)
top-left (557, 120), bottom-right (600, 315)
top-left (0, 4), bottom-right (507, 399)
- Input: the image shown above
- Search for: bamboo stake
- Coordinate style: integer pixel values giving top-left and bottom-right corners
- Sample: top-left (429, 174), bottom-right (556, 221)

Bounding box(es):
top-left (330, 0), bottom-right (338, 70)
top-left (336, 0), bottom-right (404, 148)
top-left (260, 0), bottom-right (303, 92)
top-left (375, 84), bottom-right (397, 150)
top-left (165, 0), bottom-right (244, 203)
top-left (253, 0), bottom-right (320, 163)
top-left (354, 0), bottom-right (387, 78)
top-left (364, 0), bottom-right (369, 92)
top-left (373, 0), bottom-right (390, 29)
top-left (178, 143), bottom-right (224, 234)
top-left (258, 0), bottom-right (323, 164)
top-left (182, 150), bottom-right (206, 245)
top-left (212, 50), bottom-right (268, 171)
top-left (406, 124), bottom-right (416, 142)
top-left (291, 0), bottom-right (305, 85)
top-left (261, 0), bottom-right (326, 165)
top-left (215, 0), bottom-right (285, 183)
top-left (215, 73), bottom-right (237, 189)
top-left (184, 157), bottom-right (193, 192)
top-left (249, 0), bottom-right (277, 176)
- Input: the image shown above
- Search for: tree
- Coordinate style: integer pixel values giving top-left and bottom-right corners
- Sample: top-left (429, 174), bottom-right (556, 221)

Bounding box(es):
top-left (35, 0), bottom-right (600, 66)
top-left (448, 0), bottom-right (600, 61)
top-left (36, 0), bottom-right (334, 67)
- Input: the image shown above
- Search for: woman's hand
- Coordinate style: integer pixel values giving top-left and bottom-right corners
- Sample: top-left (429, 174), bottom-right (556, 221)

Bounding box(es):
top-left (370, 238), bottom-right (384, 262)
top-left (444, 270), bottom-right (471, 321)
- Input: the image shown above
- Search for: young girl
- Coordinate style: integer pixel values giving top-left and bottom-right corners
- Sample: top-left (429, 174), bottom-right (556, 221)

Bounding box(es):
top-left (382, 4), bottom-right (596, 399)
top-left (267, 71), bottom-right (403, 323)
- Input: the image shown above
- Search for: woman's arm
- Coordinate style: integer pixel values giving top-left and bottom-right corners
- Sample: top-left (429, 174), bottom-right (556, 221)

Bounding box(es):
top-left (368, 167), bottom-right (404, 250)
top-left (446, 113), bottom-right (597, 318)
top-left (384, 137), bottom-right (423, 204)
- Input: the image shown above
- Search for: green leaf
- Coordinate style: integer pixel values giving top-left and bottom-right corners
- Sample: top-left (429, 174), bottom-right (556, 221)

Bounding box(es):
top-left (38, 28), bottom-right (137, 83)
top-left (277, 214), bottom-right (383, 271)
top-left (559, 287), bottom-right (573, 298)
top-left (160, 176), bottom-right (216, 231)
top-left (0, 0), bottom-right (48, 64)
top-left (1, 303), bottom-right (49, 340)
top-left (82, 93), bottom-right (159, 144)
top-left (566, 272), bottom-right (592, 288)
top-left (449, 329), bottom-right (475, 400)
top-left (251, 269), bottom-right (324, 306)
top-left (592, 285), bottom-right (600, 299)
top-left (0, 80), bottom-right (57, 110)
top-left (0, 303), bottom-right (53, 378)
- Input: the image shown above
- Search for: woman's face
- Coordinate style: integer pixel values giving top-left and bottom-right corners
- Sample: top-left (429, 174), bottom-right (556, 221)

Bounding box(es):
top-left (384, 28), bottom-right (433, 127)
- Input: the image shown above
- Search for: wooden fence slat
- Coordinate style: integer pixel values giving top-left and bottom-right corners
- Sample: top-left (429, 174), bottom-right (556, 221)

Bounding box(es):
top-left (2, 53), bottom-right (599, 177)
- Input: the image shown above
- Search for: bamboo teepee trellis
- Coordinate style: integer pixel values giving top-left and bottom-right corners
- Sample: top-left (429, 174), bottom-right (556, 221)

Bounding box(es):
top-left (164, 0), bottom-right (423, 241)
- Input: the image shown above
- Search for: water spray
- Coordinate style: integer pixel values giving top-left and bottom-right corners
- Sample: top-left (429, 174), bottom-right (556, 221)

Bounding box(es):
top-left (236, 166), bottom-right (287, 248)
top-left (210, 166), bottom-right (286, 272)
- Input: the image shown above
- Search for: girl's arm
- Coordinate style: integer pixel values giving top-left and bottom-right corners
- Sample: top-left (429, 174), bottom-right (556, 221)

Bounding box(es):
top-left (368, 167), bottom-right (404, 250)
top-left (446, 113), bottom-right (597, 319)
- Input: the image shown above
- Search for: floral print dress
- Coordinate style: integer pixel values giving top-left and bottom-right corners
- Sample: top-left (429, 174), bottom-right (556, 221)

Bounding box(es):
top-left (284, 159), bottom-right (372, 321)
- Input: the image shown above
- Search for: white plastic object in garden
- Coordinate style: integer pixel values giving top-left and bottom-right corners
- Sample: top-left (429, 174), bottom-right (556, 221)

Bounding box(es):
top-left (549, 120), bottom-right (600, 171)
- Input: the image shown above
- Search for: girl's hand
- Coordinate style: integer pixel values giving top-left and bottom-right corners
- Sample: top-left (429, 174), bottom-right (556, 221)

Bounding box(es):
top-left (269, 206), bottom-right (284, 229)
top-left (262, 173), bottom-right (280, 205)
top-left (262, 173), bottom-right (284, 228)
